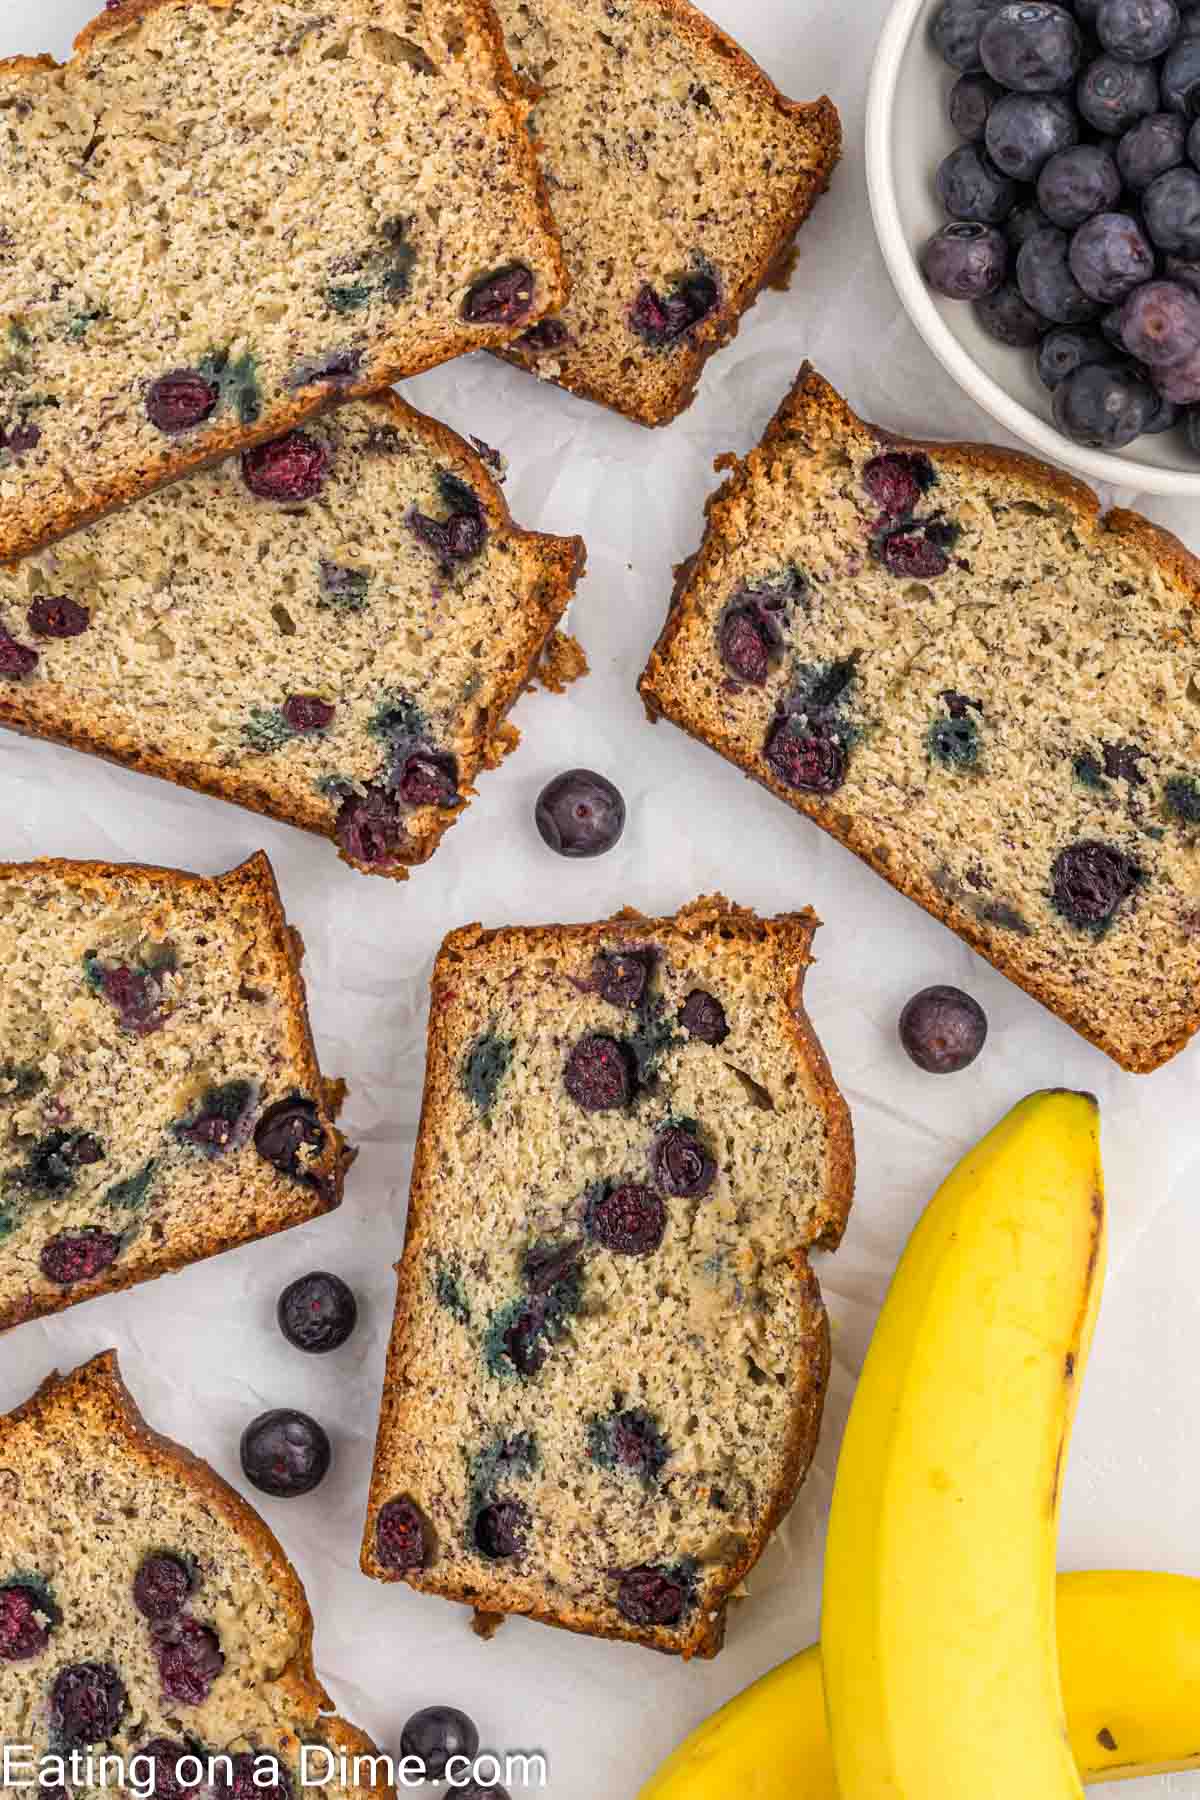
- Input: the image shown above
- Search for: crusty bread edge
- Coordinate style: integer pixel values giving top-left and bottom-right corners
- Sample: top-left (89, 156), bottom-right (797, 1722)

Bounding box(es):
top-left (0, 388), bottom-right (586, 881)
top-left (638, 363), bottom-right (1200, 1074)
top-left (0, 1348), bottom-right (391, 1796)
top-left (0, 0), bottom-right (570, 563)
top-left (360, 895), bottom-right (854, 1659)
top-left (496, 0), bottom-right (842, 428)
top-left (0, 850), bottom-right (353, 1334)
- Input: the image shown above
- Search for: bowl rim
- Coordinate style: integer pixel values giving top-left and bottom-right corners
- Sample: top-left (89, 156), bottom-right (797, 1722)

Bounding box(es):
top-left (865, 0), bottom-right (1200, 499)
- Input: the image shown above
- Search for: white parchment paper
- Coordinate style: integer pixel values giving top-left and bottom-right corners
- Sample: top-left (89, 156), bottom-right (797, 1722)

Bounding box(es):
top-left (3, 3), bottom-right (1198, 1794)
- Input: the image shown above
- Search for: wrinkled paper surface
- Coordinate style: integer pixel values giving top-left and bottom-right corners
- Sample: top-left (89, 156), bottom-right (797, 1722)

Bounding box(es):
top-left (5, 3), bottom-right (1199, 1794)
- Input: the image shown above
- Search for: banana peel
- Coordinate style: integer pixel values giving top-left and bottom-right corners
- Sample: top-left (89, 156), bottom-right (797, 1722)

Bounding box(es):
top-left (638, 1570), bottom-right (1200, 1796)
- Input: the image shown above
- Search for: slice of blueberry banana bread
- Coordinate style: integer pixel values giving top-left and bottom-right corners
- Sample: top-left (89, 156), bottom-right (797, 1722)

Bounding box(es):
top-left (640, 366), bottom-right (1200, 1074)
top-left (362, 896), bottom-right (853, 1658)
top-left (493, 0), bottom-right (842, 427)
top-left (0, 393), bottom-right (585, 880)
top-left (0, 1351), bottom-right (387, 1800)
top-left (0, 852), bottom-right (351, 1333)
top-left (0, 0), bottom-right (568, 561)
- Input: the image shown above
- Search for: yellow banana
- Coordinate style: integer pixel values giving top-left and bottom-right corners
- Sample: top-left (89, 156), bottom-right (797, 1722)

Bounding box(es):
top-left (822, 1090), bottom-right (1105, 1799)
top-left (638, 1570), bottom-right (1200, 1797)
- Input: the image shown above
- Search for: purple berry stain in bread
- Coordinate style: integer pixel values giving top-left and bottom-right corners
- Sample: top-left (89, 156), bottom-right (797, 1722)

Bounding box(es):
top-left (564, 1034), bottom-right (634, 1110)
top-left (0, 1580), bottom-right (57, 1659)
top-left (28, 596), bottom-right (88, 638)
top-left (517, 317), bottom-right (568, 352)
top-left (1051, 841), bottom-right (1142, 928)
top-left (473, 1499), bottom-right (529, 1560)
top-left (49, 1661), bottom-right (128, 1746)
top-left (284, 347), bottom-right (364, 391)
top-left (84, 948), bottom-right (174, 1037)
top-left (241, 433), bottom-right (330, 502)
top-left (375, 1497), bottom-right (430, 1572)
top-left (463, 1031), bottom-right (513, 1116)
top-left (39, 1230), bottom-right (121, 1286)
top-left (145, 371), bottom-right (219, 435)
top-left (679, 989), bottom-right (729, 1044)
top-left (585, 1181), bottom-right (667, 1255)
top-left (173, 1081), bottom-right (258, 1156)
top-left (407, 470), bottom-right (487, 567)
top-left (588, 1407), bottom-right (671, 1485)
top-left (650, 1124), bottom-right (716, 1198)
top-left (462, 265), bottom-right (535, 324)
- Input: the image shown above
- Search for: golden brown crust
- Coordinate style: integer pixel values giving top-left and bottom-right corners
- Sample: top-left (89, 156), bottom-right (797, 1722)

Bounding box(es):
top-left (496, 0), bottom-right (841, 427)
top-left (0, 0), bottom-right (570, 564)
top-left (361, 894), bottom-right (854, 1658)
top-left (639, 365), bottom-right (1200, 1073)
top-left (1, 1351), bottom-right (390, 1798)
top-left (0, 851), bottom-right (351, 1333)
top-left (0, 388), bottom-right (585, 879)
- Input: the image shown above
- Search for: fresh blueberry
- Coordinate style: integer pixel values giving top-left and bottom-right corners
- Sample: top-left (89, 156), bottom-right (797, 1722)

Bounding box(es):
top-left (1166, 250), bottom-right (1200, 288)
top-left (1077, 53), bottom-right (1160, 132)
top-left (1069, 211), bottom-right (1155, 299)
top-left (986, 92), bottom-right (1078, 179)
top-left (1189, 114), bottom-right (1200, 160)
top-left (1037, 326), bottom-right (1113, 382)
top-left (1148, 340), bottom-right (1200, 395)
top-left (922, 222), bottom-right (1009, 298)
top-left (1052, 359), bottom-right (1156, 440)
top-left (1097, 0), bottom-right (1181, 59)
top-left (1187, 403), bottom-right (1200, 444)
top-left (981, 4), bottom-right (1083, 89)
top-left (49, 1664), bottom-right (127, 1748)
top-left (975, 279), bottom-right (1048, 342)
top-left (535, 770), bottom-right (626, 858)
top-left (1161, 33), bottom-right (1200, 109)
top-left (1143, 164), bottom-right (1200, 247)
top-left (1052, 840), bottom-right (1141, 925)
top-left (1120, 276), bottom-right (1200, 359)
top-left (1017, 225), bottom-right (1103, 320)
top-left (1037, 145), bottom-right (1121, 224)
top-left (1117, 111), bottom-right (1187, 189)
top-left (375, 1497), bottom-right (430, 1572)
top-left (1101, 301), bottom-right (1129, 344)
top-left (277, 1272), bottom-right (358, 1353)
top-left (132, 1555), bottom-right (191, 1622)
top-left (240, 1410), bottom-right (331, 1497)
top-left (937, 145), bottom-right (1019, 221)
top-left (933, 0), bottom-right (1006, 70)
top-left (899, 985), bottom-right (989, 1073)
top-left (1006, 199), bottom-right (1053, 245)
top-left (399, 1708), bottom-right (480, 1784)
top-left (949, 71), bottom-right (1005, 139)
top-left (1143, 385), bottom-right (1181, 424)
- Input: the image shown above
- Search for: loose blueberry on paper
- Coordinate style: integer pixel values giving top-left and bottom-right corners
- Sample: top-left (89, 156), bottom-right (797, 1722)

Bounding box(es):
top-left (926, 0), bottom-right (1200, 452)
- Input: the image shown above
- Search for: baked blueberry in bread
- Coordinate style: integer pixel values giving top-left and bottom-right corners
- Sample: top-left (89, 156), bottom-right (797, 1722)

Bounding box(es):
top-left (640, 365), bottom-right (1200, 1073)
top-left (0, 1351), bottom-right (388, 1800)
top-left (0, 852), bottom-right (351, 1332)
top-left (494, 0), bottom-right (841, 426)
top-left (0, 0), bottom-right (567, 559)
top-left (0, 394), bottom-right (585, 879)
top-left (362, 897), bottom-right (853, 1658)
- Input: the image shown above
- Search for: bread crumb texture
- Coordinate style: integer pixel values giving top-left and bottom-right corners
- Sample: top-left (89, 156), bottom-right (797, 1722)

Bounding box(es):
top-left (494, 0), bottom-right (841, 425)
top-left (639, 367), bottom-right (1200, 1074)
top-left (362, 896), bottom-right (853, 1658)
top-left (0, 1351), bottom-right (387, 1800)
top-left (0, 852), bottom-right (349, 1332)
top-left (0, 395), bottom-right (584, 878)
top-left (0, 0), bottom-right (567, 557)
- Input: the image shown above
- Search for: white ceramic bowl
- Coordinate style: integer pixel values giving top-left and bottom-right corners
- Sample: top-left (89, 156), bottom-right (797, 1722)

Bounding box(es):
top-left (866, 0), bottom-right (1200, 497)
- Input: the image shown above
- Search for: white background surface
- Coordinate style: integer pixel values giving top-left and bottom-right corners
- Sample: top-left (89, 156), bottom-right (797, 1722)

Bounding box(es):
top-left (2, 3), bottom-right (1198, 1795)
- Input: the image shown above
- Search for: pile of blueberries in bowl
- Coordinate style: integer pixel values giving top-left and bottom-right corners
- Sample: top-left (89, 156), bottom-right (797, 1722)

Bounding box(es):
top-left (924, 0), bottom-right (1200, 452)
